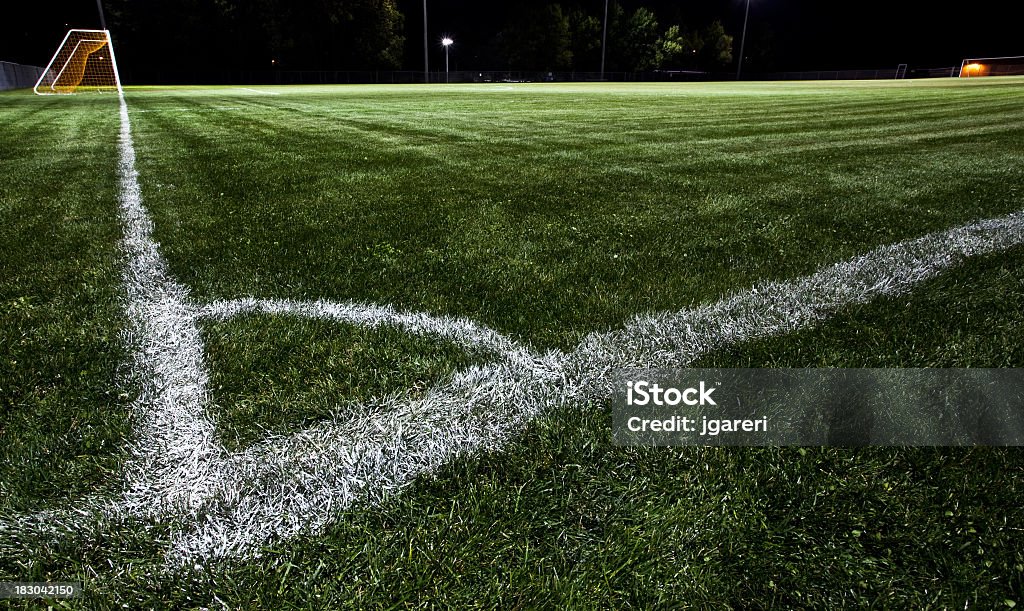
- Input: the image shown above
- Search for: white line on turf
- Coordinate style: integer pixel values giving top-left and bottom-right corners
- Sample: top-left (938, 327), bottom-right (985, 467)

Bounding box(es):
top-left (236, 87), bottom-right (281, 96)
top-left (197, 297), bottom-right (529, 359)
top-left (113, 94), bottom-right (226, 518)
top-left (165, 208), bottom-right (1024, 561)
top-left (5, 92), bottom-right (1024, 567)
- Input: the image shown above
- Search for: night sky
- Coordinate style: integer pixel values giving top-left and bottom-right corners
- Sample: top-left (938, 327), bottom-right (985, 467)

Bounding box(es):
top-left (5, 1), bottom-right (1023, 74)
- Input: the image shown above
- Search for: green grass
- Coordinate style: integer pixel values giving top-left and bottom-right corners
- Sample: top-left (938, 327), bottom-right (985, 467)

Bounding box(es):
top-left (128, 80), bottom-right (1024, 351)
top-left (0, 93), bottom-right (130, 513)
top-left (202, 315), bottom-right (477, 450)
top-left (1, 79), bottom-right (1023, 608)
top-left (693, 245), bottom-right (1024, 370)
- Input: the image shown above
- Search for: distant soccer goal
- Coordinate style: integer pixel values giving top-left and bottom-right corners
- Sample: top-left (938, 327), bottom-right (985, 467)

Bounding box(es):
top-left (34, 29), bottom-right (122, 95)
top-left (959, 56), bottom-right (1024, 78)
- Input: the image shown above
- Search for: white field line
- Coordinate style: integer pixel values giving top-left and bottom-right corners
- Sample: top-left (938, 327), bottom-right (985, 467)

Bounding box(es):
top-left (113, 94), bottom-right (226, 518)
top-left (5, 92), bottom-right (1024, 567)
top-left (197, 297), bottom-right (529, 360)
top-left (576, 210), bottom-right (1024, 396)
top-left (162, 208), bottom-right (1024, 561)
top-left (236, 87), bottom-right (280, 96)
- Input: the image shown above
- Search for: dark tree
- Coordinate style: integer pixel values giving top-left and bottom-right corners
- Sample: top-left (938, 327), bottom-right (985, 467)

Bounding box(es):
top-left (619, 6), bottom-right (661, 71)
top-left (567, 8), bottom-right (602, 72)
top-left (601, 3), bottom-right (669, 72)
top-left (497, 4), bottom-right (572, 71)
top-left (108, 0), bottom-right (404, 80)
top-left (699, 20), bottom-right (733, 67)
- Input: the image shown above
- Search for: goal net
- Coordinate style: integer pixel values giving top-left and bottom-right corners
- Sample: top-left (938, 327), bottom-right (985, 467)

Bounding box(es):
top-left (959, 56), bottom-right (1024, 78)
top-left (34, 29), bottom-right (122, 95)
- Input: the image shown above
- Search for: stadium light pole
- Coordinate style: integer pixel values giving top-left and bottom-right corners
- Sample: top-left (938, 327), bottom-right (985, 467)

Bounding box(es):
top-left (736, 0), bottom-right (751, 80)
top-left (442, 37), bottom-right (454, 83)
top-left (96, 0), bottom-right (108, 30)
top-left (423, 0), bottom-right (429, 83)
top-left (600, 0), bottom-right (609, 80)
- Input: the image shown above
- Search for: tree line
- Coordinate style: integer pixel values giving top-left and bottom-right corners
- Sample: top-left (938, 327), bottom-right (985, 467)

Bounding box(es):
top-left (495, 3), bottom-right (733, 73)
top-left (106, 0), bottom-right (735, 77)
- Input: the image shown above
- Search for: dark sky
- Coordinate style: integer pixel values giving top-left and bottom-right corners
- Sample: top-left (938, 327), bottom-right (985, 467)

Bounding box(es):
top-left (5, 1), bottom-right (1023, 73)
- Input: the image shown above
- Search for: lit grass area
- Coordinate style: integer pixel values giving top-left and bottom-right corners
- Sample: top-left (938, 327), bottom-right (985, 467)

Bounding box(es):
top-left (0, 92), bottom-right (130, 512)
top-left (1, 80), bottom-right (1023, 608)
top-left (127, 79), bottom-right (1024, 351)
top-left (126, 79), bottom-right (1024, 449)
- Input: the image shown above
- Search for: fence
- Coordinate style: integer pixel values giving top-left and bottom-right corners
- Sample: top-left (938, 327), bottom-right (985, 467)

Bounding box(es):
top-left (122, 65), bottom-right (964, 87)
top-left (120, 69), bottom-right (676, 86)
top-left (1, 62), bottom-right (45, 91)
top-left (749, 66), bottom-right (958, 81)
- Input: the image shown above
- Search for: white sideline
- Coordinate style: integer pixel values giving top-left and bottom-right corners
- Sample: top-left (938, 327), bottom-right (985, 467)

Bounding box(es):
top-left (114, 95), bottom-right (225, 517)
top-left (4, 91), bottom-right (1024, 566)
top-left (236, 87), bottom-right (281, 96)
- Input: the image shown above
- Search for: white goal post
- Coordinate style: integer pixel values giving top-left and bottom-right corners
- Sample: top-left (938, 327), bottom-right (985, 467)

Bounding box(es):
top-left (958, 56), bottom-right (1024, 78)
top-left (34, 29), bottom-right (122, 95)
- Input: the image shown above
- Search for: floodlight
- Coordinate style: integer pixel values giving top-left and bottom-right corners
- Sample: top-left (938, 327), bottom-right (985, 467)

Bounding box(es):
top-left (442, 36), bottom-right (454, 82)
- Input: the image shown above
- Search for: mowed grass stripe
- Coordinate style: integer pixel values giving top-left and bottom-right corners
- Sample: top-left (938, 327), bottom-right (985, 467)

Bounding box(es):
top-left (0, 93), bottom-right (130, 512)
top-left (127, 80), bottom-right (1024, 350)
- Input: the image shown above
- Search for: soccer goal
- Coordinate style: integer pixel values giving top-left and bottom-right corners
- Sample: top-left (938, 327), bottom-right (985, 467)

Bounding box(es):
top-left (34, 29), bottom-right (122, 95)
top-left (959, 56), bottom-right (1024, 78)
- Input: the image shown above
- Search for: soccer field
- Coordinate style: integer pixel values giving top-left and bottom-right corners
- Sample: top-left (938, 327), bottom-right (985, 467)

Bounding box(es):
top-left (2, 79), bottom-right (1023, 607)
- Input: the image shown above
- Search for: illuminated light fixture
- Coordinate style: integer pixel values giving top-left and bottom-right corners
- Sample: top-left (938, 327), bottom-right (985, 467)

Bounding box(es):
top-left (961, 62), bottom-right (985, 77)
top-left (958, 56), bottom-right (1024, 78)
top-left (442, 36), bottom-right (453, 83)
